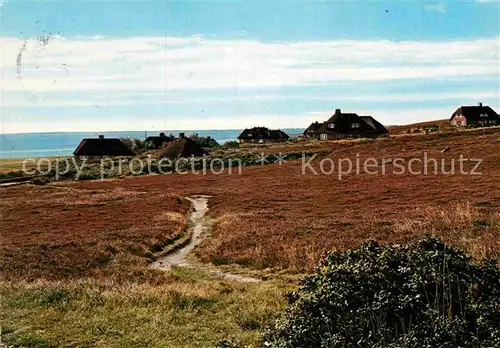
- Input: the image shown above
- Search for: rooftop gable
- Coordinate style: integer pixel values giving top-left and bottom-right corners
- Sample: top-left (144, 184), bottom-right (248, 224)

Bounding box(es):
top-left (73, 137), bottom-right (135, 157)
top-left (238, 127), bottom-right (288, 140)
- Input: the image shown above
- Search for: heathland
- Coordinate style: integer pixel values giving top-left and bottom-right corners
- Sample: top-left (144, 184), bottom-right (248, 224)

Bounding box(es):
top-left (1, 124), bottom-right (499, 347)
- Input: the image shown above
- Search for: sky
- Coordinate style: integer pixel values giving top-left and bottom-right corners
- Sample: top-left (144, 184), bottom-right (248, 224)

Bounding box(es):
top-left (0, 0), bottom-right (499, 133)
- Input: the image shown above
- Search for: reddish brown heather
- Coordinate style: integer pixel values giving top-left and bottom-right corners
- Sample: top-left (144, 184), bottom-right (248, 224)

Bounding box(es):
top-left (1, 127), bottom-right (500, 279)
top-left (0, 184), bottom-right (189, 281)
top-left (387, 119), bottom-right (452, 134)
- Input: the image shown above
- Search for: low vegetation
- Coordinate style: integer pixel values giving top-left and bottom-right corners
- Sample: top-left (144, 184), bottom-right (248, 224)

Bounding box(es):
top-left (0, 268), bottom-right (292, 348)
top-left (1, 124), bottom-right (500, 347)
top-left (0, 185), bottom-right (190, 281)
top-left (221, 140), bottom-right (240, 149)
top-left (388, 119), bottom-right (451, 134)
top-left (190, 134), bottom-right (220, 148)
top-left (120, 137), bottom-right (147, 153)
top-left (263, 238), bottom-right (500, 347)
top-left (196, 128), bottom-right (500, 271)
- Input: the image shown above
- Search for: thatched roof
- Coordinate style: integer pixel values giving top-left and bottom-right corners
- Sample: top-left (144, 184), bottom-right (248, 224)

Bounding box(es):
top-left (145, 133), bottom-right (174, 149)
top-left (316, 110), bottom-right (373, 135)
top-left (360, 116), bottom-right (389, 134)
top-left (315, 109), bottom-right (387, 136)
top-left (450, 104), bottom-right (499, 122)
top-left (237, 127), bottom-right (289, 141)
top-left (303, 121), bottom-right (322, 136)
top-left (73, 137), bottom-right (135, 157)
top-left (159, 137), bottom-right (209, 158)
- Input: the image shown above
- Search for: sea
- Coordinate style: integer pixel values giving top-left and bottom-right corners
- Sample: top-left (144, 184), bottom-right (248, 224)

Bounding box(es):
top-left (0, 129), bottom-right (304, 159)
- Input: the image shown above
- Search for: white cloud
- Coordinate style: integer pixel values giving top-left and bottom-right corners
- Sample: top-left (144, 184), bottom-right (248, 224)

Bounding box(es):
top-left (424, 3), bottom-right (447, 13)
top-left (2, 35), bottom-right (498, 96)
top-left (2, 90), bottom-right (498, 108)
top-left (1, 35), bottom-right (499, 133)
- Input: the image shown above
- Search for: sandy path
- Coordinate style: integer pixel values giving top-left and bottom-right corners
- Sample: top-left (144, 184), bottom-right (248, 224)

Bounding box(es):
top-left (152, 196), bottom-right (260, 283)
top-left (152, 196), bottom-right (210, 268)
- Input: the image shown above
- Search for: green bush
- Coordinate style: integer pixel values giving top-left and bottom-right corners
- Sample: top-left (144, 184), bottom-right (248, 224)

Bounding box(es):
top-left (221, 140), bottom-right (240, 149)
top-left (262, 238), bottom-right (500, 348)
top-left (120, 137), bottom-right (146, 153)
top-left (190, 134), bottom-right (220, 147)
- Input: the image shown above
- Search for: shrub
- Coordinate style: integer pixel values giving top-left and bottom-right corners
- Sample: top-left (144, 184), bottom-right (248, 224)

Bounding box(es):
top-left (221, 140), bottom-right (240, 149)
top-left (190, 134), bottom-right (220, 147)
top-left (262, 237), bottom-right (500, 348)
top-left (120, 137), bottom-right (146, 153)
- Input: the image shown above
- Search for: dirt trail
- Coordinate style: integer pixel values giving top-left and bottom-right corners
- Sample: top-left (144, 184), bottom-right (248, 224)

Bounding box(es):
top-left (152, 196), bottom-right (260, 283)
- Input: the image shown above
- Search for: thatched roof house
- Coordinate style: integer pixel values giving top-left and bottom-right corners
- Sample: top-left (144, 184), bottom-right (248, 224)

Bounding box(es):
top-left (237, 127), bottom-right (289, 143)
top-left (306, 109), bottom-right (388, 140)
top-left (303, 121), bottom-right (322, 138)
top-left (159, 136), bottom-right (209, 158)
top-left (145, 132), bottom-right (174, 149)
top-left (73, 135), bottom-right (135, 157)
top-left (450, 103), bottom-right (499, 127)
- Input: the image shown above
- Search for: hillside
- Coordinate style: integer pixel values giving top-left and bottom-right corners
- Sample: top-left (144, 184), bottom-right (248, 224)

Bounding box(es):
top-left (387, 119), bottom-right (452, 134)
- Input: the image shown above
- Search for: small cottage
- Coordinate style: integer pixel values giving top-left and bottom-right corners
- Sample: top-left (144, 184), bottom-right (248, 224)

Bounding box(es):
top-left (73, 135), bottom-right (135, 158)
top-left (308, 109), bottom-right (388, 140)
top-left (450, 103), bottom-right (499, 127)
top-left (303, 122), bottom-right (322, 139)
top-left (145, 132), bottom-right (174, 149)
top-left (159, 134), bottom-right (210, 158)
top-left (237, 127), bottom-right (290, 144)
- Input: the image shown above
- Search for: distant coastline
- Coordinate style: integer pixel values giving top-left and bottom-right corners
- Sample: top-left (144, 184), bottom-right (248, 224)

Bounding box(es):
top-left (0, 129), bottom-right (304, 159)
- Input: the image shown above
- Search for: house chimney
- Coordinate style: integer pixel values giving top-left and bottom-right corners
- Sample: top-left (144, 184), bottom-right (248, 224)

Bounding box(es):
top-left (98, 135), bottom-right (104, 140)
top-left (179, 132), bottom-right (185, 138)
top-left (335, 109), bottom-right (341, 115)
top-left (159, 132), bottom-right (165, 137)
top-left (478, 102), bottom-right (483, 107)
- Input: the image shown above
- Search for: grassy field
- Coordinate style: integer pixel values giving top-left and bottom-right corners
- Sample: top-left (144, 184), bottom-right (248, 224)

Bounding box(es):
top-left (0, 158), bottom-right (31, 174)
top-left (1, 125), bottom-right (500, 347)
top-left (0, 157), bottom-right (68, 175)
top-left (0, 268), bottom-right (293, 348)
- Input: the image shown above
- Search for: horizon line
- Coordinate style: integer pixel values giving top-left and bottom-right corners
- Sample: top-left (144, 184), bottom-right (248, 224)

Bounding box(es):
top-left (0, 127), bottom-right (309, 136)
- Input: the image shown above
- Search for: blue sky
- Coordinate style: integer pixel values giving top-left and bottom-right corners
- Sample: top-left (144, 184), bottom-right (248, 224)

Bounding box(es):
top-left (1, 0), bottom-right (499, 133)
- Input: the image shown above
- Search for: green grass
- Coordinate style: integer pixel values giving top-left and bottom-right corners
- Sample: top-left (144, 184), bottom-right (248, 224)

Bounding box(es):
top-left (0, 268), bottom-right (294, 348)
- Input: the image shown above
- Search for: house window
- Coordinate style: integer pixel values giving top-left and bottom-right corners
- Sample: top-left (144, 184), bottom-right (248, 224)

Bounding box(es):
top-left (328, 123), bottom-right (335, 129)
top-left (480, 113), bottom-right (488, 118)
top-left (351, 123), bottom-right (360, 129)
top-left (492, 120), bottom-right (497, 125)
top-left (320, 134), bottom-right (327, 140)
